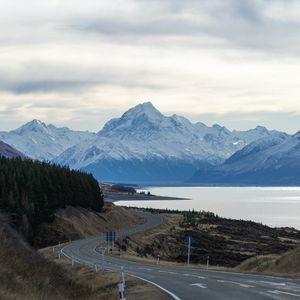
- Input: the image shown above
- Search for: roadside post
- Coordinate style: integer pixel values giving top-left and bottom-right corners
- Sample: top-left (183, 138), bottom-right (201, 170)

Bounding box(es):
top-left (157, 254), bottom-right (160, 265)
top-left (206, 256), bottom-right (210, 269)
top-left (117, 266), bottom-right (126, 300)
top-left (99, 247), bottom-right (106, 271)
top-left (186, 236), bottom-right (192, 265)
top-left (118, 282), bottom-right (126, 300)
top-left (121, 266), bottom-right (125, 287)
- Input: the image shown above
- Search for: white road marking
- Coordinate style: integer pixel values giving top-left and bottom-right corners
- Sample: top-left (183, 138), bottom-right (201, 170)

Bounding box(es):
top-left (217, 280), bottom-right (254, 288)
top-left (259, 281), bottom-right (287, 287)
top-left (191, 283), bottom-right (207, 289)
top-left (139, 267), bottom-right (153, 271)
top-left (159, 270), bottom-right (176, 275)
top-left (184, 274), bottom-right (207, 279)
top-left (268, 290), bottom-right (300, 298)
top-left (129, 274), bottom-right (181, 300)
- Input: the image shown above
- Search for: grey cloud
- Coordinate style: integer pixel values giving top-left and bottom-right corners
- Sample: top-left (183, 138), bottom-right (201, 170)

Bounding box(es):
top-left (188, 110), bottom-right (300, 134)
top-left (0, 62), bottom-right (168, 94)
top-left (71, 0), bottom-right (300, 54)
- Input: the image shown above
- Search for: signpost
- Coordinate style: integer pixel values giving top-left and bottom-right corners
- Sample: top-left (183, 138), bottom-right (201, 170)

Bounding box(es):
top-left (106, 231), bottom-right (116, 252)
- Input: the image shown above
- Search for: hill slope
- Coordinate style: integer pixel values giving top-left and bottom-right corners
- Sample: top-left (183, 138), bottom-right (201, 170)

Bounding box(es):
top-left (0, 141), bottom-right (25, 158)
top-left (237, 246), bottom-right (300, 276)
top-left (0, 212), bottom-right (90, 300)
top-left (0, 156), bottom-right (103, 245)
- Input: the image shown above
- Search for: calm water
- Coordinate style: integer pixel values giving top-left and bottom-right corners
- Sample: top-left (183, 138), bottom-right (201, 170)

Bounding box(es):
top-left (115, 187), bottom-right (300, 229)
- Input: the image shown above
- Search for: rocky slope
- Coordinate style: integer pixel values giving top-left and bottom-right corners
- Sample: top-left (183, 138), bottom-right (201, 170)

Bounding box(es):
top-left (0, 141), bottom-right (25, 158)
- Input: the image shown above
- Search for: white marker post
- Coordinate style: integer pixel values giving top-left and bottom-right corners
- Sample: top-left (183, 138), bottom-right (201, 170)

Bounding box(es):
top-left (206, 256), bottom-right (209, 270)
top-left (99, 247), bottom-right (106, 272)
top-left (157, 254), bottom-right (160, 265)
top-left (118, 282), bottom-right (126, 300)
top-left (121, 266), bottom-right (125, 288)
top-left (187, 236), bottom-right (191, 265)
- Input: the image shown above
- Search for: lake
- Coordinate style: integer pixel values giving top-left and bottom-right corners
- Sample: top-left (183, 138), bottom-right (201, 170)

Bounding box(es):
top-left (115, 186), bottom-right (300, 229)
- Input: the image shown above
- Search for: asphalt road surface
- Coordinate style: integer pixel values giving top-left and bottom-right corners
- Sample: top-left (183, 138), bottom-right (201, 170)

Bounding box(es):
top-left (62, 211), bottom-right (300, 300)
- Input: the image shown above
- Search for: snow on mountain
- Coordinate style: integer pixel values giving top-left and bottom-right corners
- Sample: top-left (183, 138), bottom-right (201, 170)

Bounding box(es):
top-left (1, 102), bottom-right (289, 184)
top-left (0, 141), bottom-right (26, 159)
top-left (54, 102), bottom-right (283, 183)
top-left (0, 120), bottom-right (96, 160)
top-left (189, 132), bottom-right (300, 185)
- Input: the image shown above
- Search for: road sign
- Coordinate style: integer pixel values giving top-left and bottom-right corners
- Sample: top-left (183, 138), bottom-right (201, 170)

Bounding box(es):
top-left (106, 231), bottom-right (116, 242)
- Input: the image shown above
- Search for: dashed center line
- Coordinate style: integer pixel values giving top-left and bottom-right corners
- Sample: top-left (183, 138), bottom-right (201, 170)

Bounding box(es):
top-left (268, 290), bottom-right (300, 298)
top-left (217, 280), bottom-right (254, 288)
top-left (184, 274), bottom-right (207, 279)
top-left (139, 267), bottom-right (153, 271)
top-left (259, 281), bottom-right (287, 287)
top-left (159, 270), bottom-right (176, 275)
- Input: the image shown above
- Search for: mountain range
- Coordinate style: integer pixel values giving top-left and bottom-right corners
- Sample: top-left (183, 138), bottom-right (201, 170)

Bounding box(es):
top-left (190, 132), bottom-right (300, 185)
top-left (0, 102), bottom-right (299, 185)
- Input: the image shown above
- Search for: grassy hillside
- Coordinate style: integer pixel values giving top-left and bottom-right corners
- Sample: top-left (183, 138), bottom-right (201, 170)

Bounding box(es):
top-left (118, 208), bottom-right (300, 268)
top-left (36, 203), bottom-right (143, 247)
top-left (236, 246), bottom-right (300, 276)
top-left (0, 212), bottom-right (90, 300)
top-left (0, 210), bottom-right (170, 300)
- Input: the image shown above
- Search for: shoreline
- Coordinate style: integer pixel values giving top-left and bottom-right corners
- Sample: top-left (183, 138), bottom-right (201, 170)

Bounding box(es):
top-left (105, 194), bottom-right (189, 202)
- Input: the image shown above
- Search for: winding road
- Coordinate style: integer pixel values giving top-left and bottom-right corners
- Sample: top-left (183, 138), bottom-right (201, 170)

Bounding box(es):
top-left (62, 211), bottom-right (300, 300)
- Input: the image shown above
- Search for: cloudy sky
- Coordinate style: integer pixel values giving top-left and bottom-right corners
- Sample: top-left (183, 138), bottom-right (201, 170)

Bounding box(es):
top-left (1, 0), bottom-right (300, 133)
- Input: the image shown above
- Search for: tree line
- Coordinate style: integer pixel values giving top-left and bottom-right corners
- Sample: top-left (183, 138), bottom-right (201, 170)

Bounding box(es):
top-left (0, 156), bottom-right (103, 243)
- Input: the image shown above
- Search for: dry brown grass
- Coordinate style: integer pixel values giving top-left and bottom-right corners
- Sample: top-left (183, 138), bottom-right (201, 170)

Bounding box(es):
top-left (113, 212), bottom-right (300, 277)
top-left (0, 208), bottom-right (171, 300)
top-left (36, 203), bottom-right (144, 247)
top-left (41, 246), bottom-right (171, 300)
top-left (0, 213), bottom-right (91, 300)
top-left (236, 246), bottom-right (300, 276)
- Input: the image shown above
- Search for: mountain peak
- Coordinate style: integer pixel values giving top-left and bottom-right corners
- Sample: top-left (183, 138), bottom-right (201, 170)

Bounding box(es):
top-left (12, 119), bottom-right (48, 134)
top-left (123, 102), bottom-right (163, 120)
top-left (99, 102), bottom-right (164, 136)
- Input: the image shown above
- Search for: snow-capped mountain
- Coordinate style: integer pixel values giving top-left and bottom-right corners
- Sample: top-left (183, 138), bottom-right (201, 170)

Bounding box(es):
top-left (0, 141), bottom-right (26, 159)
top-left (1, 102), bottom-right (291, 184)
top-left (0, 120), bottom-right (96, 160)
top-left (54, 102), bottom-right (283, 183)
top-left (189, 132), bottom-right (300, 185)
